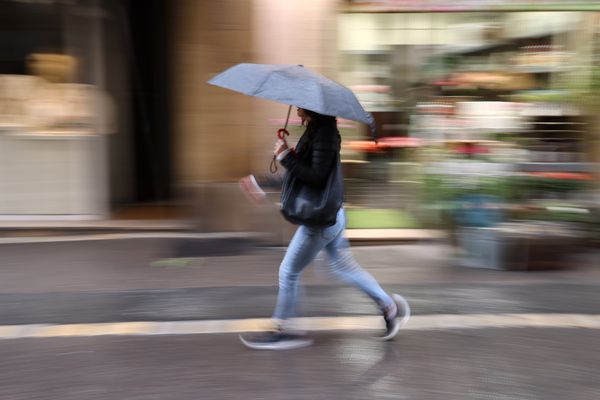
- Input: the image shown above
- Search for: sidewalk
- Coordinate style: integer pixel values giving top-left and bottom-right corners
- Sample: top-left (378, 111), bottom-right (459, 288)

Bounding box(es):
top-left (0, 218), bottom-right (445, 244)
top-left (0, 237), bottom-right (597, 295)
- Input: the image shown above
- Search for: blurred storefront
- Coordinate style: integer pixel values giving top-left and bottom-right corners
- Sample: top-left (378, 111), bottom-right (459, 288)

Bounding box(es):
top-left (0, 0), bottom-right (171, 219)
top-left (0, 0), bottom-right (111, 217)
top-left (335, 1), bottom-right (599, 227)
top-left (335, 0), bottom-right (600, 263)
top-left (2, 0), bottom-right (598, 249)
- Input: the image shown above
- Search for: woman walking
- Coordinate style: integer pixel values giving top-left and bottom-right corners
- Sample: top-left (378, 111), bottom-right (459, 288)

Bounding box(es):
top-left (241, 107), bottom-right (409, 350)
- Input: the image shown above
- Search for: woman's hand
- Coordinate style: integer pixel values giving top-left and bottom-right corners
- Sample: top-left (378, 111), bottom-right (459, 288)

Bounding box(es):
top-left (274, 138), bottom-right (289, 157)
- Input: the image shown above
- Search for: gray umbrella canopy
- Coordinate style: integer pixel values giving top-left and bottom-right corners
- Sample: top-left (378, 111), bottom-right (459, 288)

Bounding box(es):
top-left (208, 63), bottom-right (376, 137)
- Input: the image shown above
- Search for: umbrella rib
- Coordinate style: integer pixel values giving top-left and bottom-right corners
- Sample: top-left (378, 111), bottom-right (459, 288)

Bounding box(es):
top-left (251, 64), bottom-right (283, 96)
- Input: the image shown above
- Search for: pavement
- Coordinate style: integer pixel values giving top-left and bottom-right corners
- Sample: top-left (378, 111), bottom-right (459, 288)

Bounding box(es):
top-left (0, 237), bottom-right (598, 399)
top-left (0, 218), bottom-right (445, 245)
top-left (4, 328), bottom-right (599, 400)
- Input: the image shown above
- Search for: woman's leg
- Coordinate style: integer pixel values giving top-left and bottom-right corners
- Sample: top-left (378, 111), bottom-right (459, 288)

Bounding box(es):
top-left (323, 210), bottom-right (408, 340)
top-left (272, 225), bottom-right (329, 321)
top-left (323, 211), bottom-right (394, 311)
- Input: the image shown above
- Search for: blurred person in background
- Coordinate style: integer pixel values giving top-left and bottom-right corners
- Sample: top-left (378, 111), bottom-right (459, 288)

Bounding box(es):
top-left (240, 107), bottom-right (409, 350)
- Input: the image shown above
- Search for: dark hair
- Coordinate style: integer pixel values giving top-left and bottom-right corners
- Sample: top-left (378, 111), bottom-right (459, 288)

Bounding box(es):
top-left (302, 109), bottom-right (337, 132)
top-left (297, 109), bottom-right (339, 154)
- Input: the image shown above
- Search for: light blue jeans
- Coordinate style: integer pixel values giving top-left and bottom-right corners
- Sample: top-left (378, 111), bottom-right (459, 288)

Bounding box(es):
top-left (273, 208), bottom-right (394, 320)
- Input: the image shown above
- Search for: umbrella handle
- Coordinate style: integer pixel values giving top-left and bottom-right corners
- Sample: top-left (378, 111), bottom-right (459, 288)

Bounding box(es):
top-left (277, 128), bottom-right (290, 140)
top-left (271, 129), bottom-right (290, 173)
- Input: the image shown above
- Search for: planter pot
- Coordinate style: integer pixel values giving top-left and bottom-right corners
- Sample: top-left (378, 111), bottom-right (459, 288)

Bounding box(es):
top-left (457, 221), bottom-right (582, 270)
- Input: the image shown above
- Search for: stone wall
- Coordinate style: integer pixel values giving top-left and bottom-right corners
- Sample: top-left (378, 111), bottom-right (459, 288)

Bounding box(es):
top-left (171, 0), bottom-right (341, 240)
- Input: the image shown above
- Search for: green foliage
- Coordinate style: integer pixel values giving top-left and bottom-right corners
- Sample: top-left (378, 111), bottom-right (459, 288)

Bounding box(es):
top-left (509, 175), bottom-right (591, 200)
top-left (422, 171), bottom-right (594, 227)
top-left (346, 209), bottom-right (419, 229)
top-left (422, 174), bottom-right (515, 204)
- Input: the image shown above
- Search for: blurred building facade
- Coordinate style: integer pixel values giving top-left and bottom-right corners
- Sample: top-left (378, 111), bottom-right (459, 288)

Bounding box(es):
top-left (176, 0), bottom-right (600, 238)
top-left (1, 0), bottom-right (599, 247)
top-left (0, 0), bottom-right (338, 230)
top-left (171, 0), bottom-right (340, 233)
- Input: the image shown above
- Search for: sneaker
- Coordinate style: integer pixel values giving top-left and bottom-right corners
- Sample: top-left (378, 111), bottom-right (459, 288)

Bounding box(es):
top-left (239, 331), bottom-right (313, 350)
top-left (380, 293), bottom-right (411, 341)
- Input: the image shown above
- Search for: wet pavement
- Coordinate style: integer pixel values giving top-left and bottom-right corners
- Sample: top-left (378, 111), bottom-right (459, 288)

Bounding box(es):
top-left (0, 238), bottom-right (598, 399)
top-left (0, 239), bottom-right (597, 293)
top-left (1, 283), bottom-right (600, 325)
top-left (2, 329), bottom-right (599, 400)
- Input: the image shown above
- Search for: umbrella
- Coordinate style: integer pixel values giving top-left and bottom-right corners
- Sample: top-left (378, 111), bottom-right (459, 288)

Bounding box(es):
top-left (208, 63), bottom-right (377, 139)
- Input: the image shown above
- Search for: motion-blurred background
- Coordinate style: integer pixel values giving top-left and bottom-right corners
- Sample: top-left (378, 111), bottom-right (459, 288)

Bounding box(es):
top-left (1, 2), bottom-right (600, 399)
top-left (1, 0), bottom-right (599, 266)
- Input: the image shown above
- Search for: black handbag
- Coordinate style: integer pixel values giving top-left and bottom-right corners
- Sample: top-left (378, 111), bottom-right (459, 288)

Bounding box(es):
top-left (280, 152), bottom-right (344, 227)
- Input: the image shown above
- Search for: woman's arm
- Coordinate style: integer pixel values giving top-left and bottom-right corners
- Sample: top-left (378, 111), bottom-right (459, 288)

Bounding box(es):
top-left (279, 127), bottom-right (338, 188)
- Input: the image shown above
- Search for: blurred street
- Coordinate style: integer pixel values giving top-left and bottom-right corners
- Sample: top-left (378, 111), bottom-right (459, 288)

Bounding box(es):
top-left (0, 237), bottom-right (598, 399)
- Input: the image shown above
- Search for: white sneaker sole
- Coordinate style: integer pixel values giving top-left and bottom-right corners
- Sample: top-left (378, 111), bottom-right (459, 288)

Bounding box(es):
top-left (239, 334), bottom-right (314, 350)
top-left (380, 293), bottom-right (411, 341)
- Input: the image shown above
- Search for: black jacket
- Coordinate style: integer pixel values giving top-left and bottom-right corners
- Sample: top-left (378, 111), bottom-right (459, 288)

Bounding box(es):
top-left (280, 121), bottom-right (341, 188)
